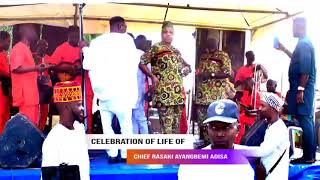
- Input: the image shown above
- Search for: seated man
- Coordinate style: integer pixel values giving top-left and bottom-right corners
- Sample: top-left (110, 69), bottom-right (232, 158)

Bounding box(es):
top-left (266, 79), bottom-right (282, 98)
top-left (178, 99), bottom-right (254, 179)
top-left (247, 92), bottom-right (289, 180)
top-left (41, 81), bottom-right (90, 180)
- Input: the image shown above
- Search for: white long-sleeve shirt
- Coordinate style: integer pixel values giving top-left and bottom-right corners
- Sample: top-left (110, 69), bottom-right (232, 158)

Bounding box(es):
top-left (42, 121), bottom-right (90, 180)
top-left (83, 32), bottom-right (139, 109)
top-left (134, 49), bottom-right (151, 109)
top-left (247, 119), bottom-right (290, 180)
top-left (134, 49), bottom-right (145, 109)
top-left (178, 144), bottom-right (255, 180)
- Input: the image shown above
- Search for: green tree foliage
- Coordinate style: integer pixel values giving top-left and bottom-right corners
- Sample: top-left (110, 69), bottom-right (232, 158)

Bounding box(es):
top-left (84, 34), bottom-right (100, 42)
top-left (0, 26), bottom-right (13, 35)
top-left (0, 26), bottom-right (13, 51)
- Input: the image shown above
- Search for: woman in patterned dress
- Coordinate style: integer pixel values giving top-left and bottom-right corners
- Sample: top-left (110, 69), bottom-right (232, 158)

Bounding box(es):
top-left (139, 21), bottom-right (191, 134)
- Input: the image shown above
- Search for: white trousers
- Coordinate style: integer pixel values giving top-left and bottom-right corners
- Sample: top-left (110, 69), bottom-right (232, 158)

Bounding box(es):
top-left (99, 100), bottom-right (133, 158)
top-left (132, 106), bottom-right (149, 134)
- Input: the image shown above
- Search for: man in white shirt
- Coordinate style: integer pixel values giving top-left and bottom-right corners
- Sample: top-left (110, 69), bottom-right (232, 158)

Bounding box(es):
top-left (42, 81), bottom-right (90, 180)
top-left (132, 35), bottom-right (150, 134)
top-left (178, 99), bottom-right (255, 180)
top-left (82, 16), bottom-right (138, 163)
top-left (247, 92), bottom-right (290, 180)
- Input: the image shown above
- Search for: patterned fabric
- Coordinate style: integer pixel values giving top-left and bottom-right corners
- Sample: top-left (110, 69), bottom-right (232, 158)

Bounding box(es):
top-left (261, 92), bottom-right (284, 112)
top-left (195, 50), bottom-right (232, 105)
top-left (196, 105), bottom-right (210, 146)
top-left (140, 42), bottom-right (185, 107)
top-left (54, 81), bottom-right (82, 103)
top-left (225, 81), bottom-right (236, 99)
top-left (158, 105), bottom-right (183, 134)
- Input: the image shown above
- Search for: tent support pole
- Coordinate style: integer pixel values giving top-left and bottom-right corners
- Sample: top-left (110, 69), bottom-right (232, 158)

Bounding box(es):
top-left (79, 3), bottom-right (88, 132)
top-left (163, 3), bottom-right (169, 21)
top-left (73, 4), bottom-right (79, 26)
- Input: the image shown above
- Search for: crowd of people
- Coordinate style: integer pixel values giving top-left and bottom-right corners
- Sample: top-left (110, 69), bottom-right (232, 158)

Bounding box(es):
top-left (0, 15), bottom-right (317, 179)
top-left (180, 17), bottom-right (315, 180)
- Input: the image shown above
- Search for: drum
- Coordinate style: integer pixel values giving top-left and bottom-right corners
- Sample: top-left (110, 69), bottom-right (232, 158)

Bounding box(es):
top-left (0, 114), bottom-right (45, 168)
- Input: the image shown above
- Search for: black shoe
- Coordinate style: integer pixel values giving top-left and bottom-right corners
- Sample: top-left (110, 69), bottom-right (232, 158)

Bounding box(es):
top-left (291, 157), bottom-right (316, 164)
top-left (108, 157), bottom-right (118, 164)
top-left (119, 158), bottom-right (127, 163)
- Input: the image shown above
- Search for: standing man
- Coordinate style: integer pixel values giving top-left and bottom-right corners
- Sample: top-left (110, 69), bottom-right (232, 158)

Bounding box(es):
top-left (132, 35), bottom-right (149, 134)
top-left (277, 17), bottom-right (316, 164)
top-left (0, 31), bottom-right (11, 134)
top-left (235, 51), bottom-right (268, 90)
top-left (139, 21), bottom-right (191, 134)
top-left (42, 81), bottom-right (89, 180)
top-left (247, 92), bottom-right (289, 180)
top-left (235, 77), bottom-right (261, 144)
top-left (195, 38), bottom-right (232, 145)
top-left (33, 39), bottom-right (52, 131)
top-left (178, 99), bottom-right (254, 179)
top-left (10, 24), bottom-right (47, 125)
top-left (50, 26), bottom-right (94, 134)
top-left (83, 16), bottom-right (138, 163)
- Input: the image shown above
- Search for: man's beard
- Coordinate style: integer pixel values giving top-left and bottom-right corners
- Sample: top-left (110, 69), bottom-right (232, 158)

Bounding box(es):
top-left (74, 110), bottom-right (84, 123)
top-left (259, 112), bottom-right (265, 119)
top-left (258, 112), bottom-right (268, 122)
top-left (72, 112), bottom-right (82, 122)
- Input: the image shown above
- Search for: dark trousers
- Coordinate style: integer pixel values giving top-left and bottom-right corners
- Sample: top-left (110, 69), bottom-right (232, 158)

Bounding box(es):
top-left (297, 115), bottom-right (317, 160)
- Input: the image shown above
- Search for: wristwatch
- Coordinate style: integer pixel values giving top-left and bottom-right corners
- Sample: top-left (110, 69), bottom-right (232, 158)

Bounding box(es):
top-left (211, 73), bottom-right (215, 77)
top-left (298, 86), bottom-right (305, 91)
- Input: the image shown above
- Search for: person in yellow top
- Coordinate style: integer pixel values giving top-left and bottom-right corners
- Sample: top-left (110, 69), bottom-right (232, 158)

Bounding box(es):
top-left (139, 21), bottom-right (191, 134)
top-left (195, 38), bottom-right (233, 146)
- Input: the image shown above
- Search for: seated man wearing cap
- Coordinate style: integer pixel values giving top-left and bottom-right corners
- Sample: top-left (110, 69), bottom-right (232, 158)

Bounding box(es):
top-left (41, 81), bottom-right (90, 180)
top-left (178, 99), bottom-right (254, 180)
top-left (246, 92), bottom-right (289, 180)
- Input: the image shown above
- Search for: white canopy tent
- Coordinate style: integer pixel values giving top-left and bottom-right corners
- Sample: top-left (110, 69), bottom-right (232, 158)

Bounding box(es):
top-left (0, 1), bottom-right (305, 35)
top-left (0, 1), bottom-right (316, 127)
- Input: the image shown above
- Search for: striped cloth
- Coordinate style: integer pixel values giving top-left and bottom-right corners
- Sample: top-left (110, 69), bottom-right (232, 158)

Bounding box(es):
top-left (261, 92), bottom-right (284, 112)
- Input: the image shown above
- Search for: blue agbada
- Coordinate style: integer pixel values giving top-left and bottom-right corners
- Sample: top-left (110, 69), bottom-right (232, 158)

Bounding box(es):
top-left (287, 37), bottom-right (316, 116)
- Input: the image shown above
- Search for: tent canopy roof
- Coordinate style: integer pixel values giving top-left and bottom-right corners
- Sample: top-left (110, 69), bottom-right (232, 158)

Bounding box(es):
top-left (0, 1), bottom-right (304, 33)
